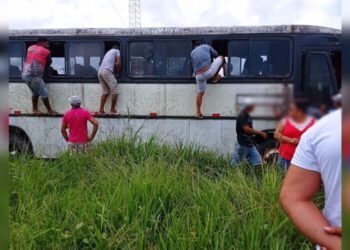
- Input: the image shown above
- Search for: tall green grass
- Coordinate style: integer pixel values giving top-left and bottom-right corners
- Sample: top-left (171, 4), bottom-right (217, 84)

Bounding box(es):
top-left (10, 136), bottom-right (312, 249)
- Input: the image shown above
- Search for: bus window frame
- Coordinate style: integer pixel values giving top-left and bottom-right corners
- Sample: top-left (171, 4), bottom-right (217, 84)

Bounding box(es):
top-left (225, 36), bottom-right (294, 79)
top-left (303, 51), bottom-right (338, 102)
top-left (66, 40), bottom-right (105, 80)
top-left (127, 38), bottom-right (194, 80)
top-left (9, 41), bottom-right (26, 80)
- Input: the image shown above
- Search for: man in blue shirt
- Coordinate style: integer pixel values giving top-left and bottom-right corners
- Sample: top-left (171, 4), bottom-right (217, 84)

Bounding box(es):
top-left (190, 41), bottom-right (224, 118)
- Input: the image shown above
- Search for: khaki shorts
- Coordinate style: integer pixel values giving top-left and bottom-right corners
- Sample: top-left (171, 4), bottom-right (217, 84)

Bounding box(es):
top-left (195, 56), bottom-right (223, 93)
top-left (98, 69), bottom-right (118, 95)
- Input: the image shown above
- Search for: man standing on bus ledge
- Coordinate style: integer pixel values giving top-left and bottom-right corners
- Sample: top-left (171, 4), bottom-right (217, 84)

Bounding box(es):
top-left (61, 96), bottom-right (99, 152)
top-left (231, 98), bottom-right (268, 168)
top-left (22, 37), bottom-right (57, 115)
top-left (190, 41), bottom-right (224, 118)
top-left (97, 45), bottom-right (121, 115)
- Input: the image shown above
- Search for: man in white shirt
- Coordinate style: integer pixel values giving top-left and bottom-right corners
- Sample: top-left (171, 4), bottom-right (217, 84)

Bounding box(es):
top-left (280, 109), bottom-right (341, 250)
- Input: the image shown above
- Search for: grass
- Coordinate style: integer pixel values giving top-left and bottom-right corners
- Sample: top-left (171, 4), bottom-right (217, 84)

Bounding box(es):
top-left (9, 135), bottom-right (313, 249)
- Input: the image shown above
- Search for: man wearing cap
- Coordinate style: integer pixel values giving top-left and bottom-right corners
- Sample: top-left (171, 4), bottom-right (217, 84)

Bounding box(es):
top-left (231, 98), bottom-right (268, 168)
top-left (61, 96), bottom-right (99, 152)
top-left (22, 37), bottom-right (57, 115)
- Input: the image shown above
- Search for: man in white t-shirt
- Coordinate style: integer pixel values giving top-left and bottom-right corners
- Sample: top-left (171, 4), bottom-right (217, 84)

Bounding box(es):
top-left (280, 109), bottom-right (341, 250)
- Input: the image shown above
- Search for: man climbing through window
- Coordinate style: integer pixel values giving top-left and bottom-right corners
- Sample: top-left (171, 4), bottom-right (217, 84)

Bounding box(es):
top-left (97, 45), bottom-right (122, 115)
top-left (22, 37), bottom-right (57, 115)
top-left (190, 41), bottom-right (224, 119)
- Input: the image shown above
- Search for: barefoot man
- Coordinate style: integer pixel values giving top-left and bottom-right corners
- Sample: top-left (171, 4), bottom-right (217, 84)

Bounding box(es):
top-left (97, 45), bottom-right (121, 115)
top-left (22, 37), bottom-right (57, 115)
top-left (190, 41), bottom-right (224, 118)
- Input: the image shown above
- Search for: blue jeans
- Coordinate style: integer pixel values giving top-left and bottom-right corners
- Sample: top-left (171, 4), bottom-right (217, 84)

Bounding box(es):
top-left (231, 143), bottom-right (262, 167)
top-left (278, 156), bottom-right (291, 172)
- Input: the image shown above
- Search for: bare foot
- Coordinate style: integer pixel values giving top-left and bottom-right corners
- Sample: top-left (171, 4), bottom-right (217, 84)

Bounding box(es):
top-left (33, 110), bottom-right (44, 115)
top-left (47, 110), bottom-right (58, 115)
top-left (194, 113), bottom-right (204, 119)
top-left (109, 111), bottom-right (121, 116)
top-left (96, 111), bottom-right (106, 116)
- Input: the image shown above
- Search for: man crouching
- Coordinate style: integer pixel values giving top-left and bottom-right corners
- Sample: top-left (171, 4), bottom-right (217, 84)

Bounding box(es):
top-left (61, 96), bottom-right (99, 153)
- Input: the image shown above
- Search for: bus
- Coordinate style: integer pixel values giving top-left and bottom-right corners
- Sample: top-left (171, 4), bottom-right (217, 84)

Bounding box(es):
top-left (8, 25), bottom-right (341, 159)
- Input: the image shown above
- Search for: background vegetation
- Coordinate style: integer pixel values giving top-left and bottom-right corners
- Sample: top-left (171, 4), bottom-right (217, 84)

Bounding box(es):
top-left (9, 136), bottom-right (313, 249)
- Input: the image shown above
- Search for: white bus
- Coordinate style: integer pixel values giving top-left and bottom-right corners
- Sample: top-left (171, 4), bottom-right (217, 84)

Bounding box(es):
top-left (9, 25), bottom-right (341, 159)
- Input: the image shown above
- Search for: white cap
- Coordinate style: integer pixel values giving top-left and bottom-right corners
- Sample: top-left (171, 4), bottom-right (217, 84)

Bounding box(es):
top-left (332, 93), bottom-right (342, 102)
top-left (240, 97), bottom-right (255, 110)
top-left (68, 96), bottom-right (82, 105)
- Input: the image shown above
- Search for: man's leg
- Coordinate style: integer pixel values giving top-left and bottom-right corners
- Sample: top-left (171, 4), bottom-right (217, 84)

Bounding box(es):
top-left (247, 145), bottom-right (263, 169)
top-left (195, 76), bottom-right (206, 117)
top-left (31, 96), bottom-right (41, 114)
top-left (110, 94), bottom-right (118, 113)
top-left (42, 97), bottom-right (57, 115)
top-left (211, 56), bottom-right (225, 83)
top-left (99, 94), bottom-right (109, 114)
top-left (231, 143), bottom-right (242, 166)
top-left (196, 92), bottom-right (205, 117)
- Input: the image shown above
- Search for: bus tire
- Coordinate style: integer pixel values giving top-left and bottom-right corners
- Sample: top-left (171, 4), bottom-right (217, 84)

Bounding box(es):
top-left (9, 129), bottom-right (33, 156)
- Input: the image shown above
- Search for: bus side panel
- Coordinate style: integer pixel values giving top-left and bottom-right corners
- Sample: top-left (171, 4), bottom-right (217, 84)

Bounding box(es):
top-left (9, 83), bottom-right (291, 117)
top-left (9, 117), bottom-right (278, 158)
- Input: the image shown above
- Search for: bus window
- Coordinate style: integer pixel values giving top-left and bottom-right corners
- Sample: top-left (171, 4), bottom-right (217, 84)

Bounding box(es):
top-left (330, 50), bottom-right (341, 90)
top-left (128, 40), bottom-right (192, 78)
top-left (48, 41), bottom-right (66, 76)
top-left (250, 40), bottom-right (290, 76)
top-left (306, 53), bottom-right (334, 105)
top-left (228, 39), bottom-right (291, 77)
top-left (129, 42), bottom-right (154, 77)
top-left (9, 42), bottom-right (25, 77)
top-left (68, 42), bottom-right (103, 77)
top-left (155, 41), bottom-right (192, 77)
top-left (228, 40), bottom-right (249, 76)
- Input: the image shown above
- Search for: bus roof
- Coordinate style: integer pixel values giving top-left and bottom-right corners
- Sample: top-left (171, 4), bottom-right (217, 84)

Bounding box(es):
top-left (9, 25), bottom-right (340, 37)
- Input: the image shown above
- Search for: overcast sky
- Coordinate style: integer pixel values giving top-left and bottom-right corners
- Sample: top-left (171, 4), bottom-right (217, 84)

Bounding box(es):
top-left (9, 0), bottom-right (341, 30)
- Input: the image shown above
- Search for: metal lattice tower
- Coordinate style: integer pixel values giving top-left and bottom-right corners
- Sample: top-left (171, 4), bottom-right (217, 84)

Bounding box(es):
top-left (129, 0), bottom-right (141, 28)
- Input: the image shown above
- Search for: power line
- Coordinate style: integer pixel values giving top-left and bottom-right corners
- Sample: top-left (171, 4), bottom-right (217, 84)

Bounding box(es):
top-left (109, 0), bottom-right (127, 27)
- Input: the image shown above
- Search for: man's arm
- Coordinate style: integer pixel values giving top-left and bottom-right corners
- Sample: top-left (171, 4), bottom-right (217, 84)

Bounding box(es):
top-left (88, 117), bottom-right (99, 142)
top-left (61, 121), bottom-right (69, 142)
top-left (280, 166), bottom-right (341, 250)
top-left (115, 56), bottom-right (121, 77)
top-left (242, 125), bottom-right (267, 139)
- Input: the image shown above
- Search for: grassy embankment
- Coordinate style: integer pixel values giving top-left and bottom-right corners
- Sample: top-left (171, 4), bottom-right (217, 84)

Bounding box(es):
top-left (10, 135), bottom-right (314, 249)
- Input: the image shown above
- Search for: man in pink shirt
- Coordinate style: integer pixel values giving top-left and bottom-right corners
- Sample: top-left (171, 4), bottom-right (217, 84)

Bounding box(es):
top-left (61, 96), bottom-right (99, 152)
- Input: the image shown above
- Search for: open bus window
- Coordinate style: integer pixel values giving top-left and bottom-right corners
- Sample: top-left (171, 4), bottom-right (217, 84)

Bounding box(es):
top-left (129, 40), bottom-right (192, 78)
top-left (9, 42), bottom-right (25, 77)
top-left (48, 41), bottom-right (66, 76)
top-left (68, 42), bottom-right (103, 77)
top-left (227, 40), bottom-right (249, 76)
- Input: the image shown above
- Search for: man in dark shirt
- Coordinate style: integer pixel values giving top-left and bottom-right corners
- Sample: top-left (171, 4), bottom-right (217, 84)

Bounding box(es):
top-left (231, 98), bottom-right (267, 167)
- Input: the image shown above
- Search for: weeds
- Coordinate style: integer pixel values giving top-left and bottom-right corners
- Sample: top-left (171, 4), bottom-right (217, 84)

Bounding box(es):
top-left (9, 136), bottom-right (312, 249)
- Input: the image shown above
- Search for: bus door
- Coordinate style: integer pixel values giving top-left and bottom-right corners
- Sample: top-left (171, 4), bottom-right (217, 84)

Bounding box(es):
top-left (302, 50), bottom-right (339, 108)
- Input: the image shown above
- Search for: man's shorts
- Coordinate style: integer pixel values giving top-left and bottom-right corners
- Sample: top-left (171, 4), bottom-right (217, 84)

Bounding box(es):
top-left (195, 56), bottom-right (223, 93)
top-left (68, 143), bottom-right (91, 153)
top-left (231, 143), bottom-right (262, 167)
top-left (22, 75), bottom-right (49, 98)
top-left (98, 69), bottom-right (118, 95)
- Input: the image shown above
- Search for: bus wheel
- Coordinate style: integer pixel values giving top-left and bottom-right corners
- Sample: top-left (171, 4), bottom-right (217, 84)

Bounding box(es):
top-left (9, 132), bottom-right (33, 156)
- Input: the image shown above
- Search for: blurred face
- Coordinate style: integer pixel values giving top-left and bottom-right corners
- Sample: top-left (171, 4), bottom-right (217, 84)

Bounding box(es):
top-left (246, 104), bottom-right (255, 113)
top-left (287, 103), bottom-right (301, 119)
